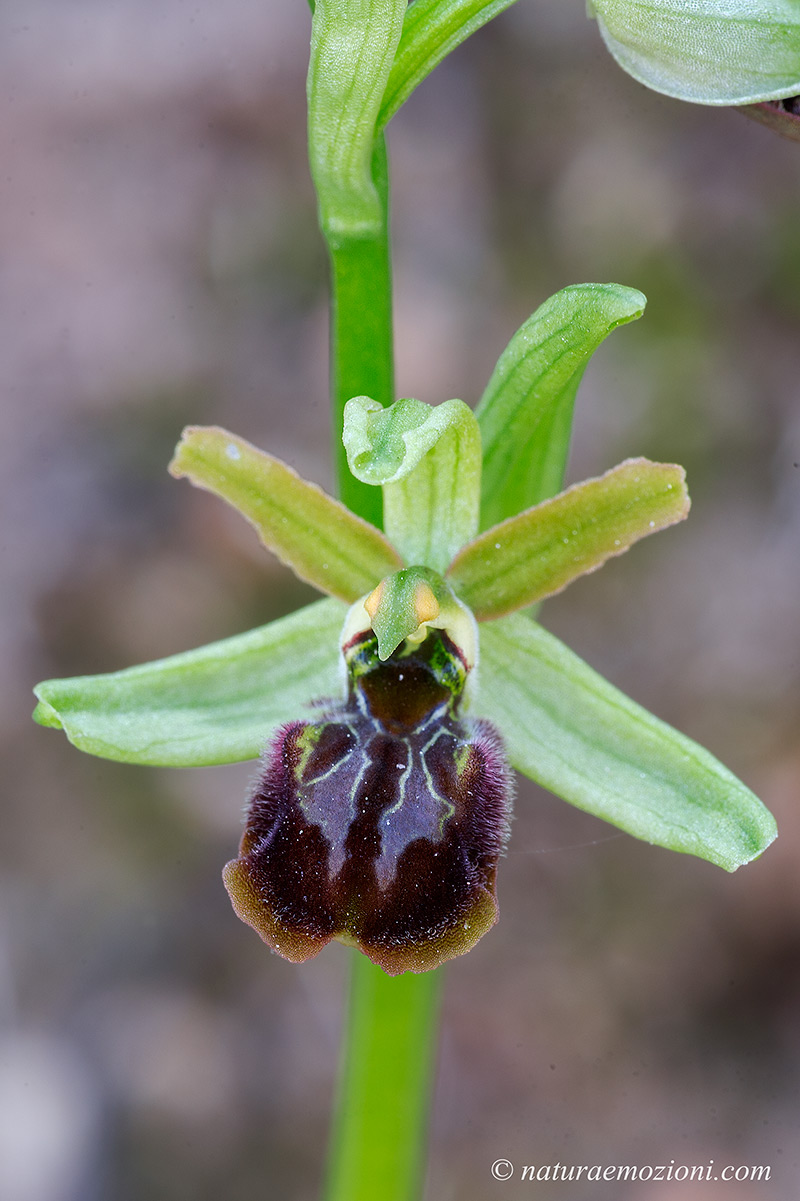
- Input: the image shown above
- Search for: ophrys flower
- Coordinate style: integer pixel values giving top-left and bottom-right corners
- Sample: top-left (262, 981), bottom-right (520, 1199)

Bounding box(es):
top-left (33, 284), bottom-right (777, 974)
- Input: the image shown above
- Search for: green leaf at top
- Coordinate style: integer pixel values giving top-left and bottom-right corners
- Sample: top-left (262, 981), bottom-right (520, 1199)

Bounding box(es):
top-left (308, 0), bottom-right (406, 242)
top-left (589, 0), bottom-right (800, 106)
top-left (475, 284), bottom-right (646, 532)
top-left (170, 426), bottom-right (402, 603)
top-left (478, 613), bottom-right (777, 871)
top-left (343, 396), bottom-right (482, 573)
top-left (448, 458), bottom-right (689, 621)
top-left (33, 598), bottom-right (347, 767)
top-left (378, 0), bottom-right (518, 130)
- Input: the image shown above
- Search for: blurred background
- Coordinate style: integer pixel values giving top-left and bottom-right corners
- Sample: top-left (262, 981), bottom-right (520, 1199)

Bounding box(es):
top-left (2, 1), bottom-right (799, 1198)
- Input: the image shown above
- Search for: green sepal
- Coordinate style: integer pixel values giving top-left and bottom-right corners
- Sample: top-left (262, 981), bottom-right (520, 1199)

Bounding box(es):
top-left (169, 426), bottom-right (401, 602)
top-left (308, 0), bottom-right (406, 242)
top-left (448, 458), bottom-right (689, 621)
top-left (343, 396), bottom-right (481, 573)
top-left (32, 598), bottom-right (347, 767)
top-left (477, 613), bottom-right (777, 871)
top-left (589, 0), bottom-right (800, 106)
top-left (475, 283), bottom-right (646, 531)
top-left (378, 0), bottom-right (518, 129)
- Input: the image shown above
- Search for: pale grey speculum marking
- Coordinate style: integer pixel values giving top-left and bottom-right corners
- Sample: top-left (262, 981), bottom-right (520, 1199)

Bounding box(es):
top-left (297, 695), bottom-right (460, 889)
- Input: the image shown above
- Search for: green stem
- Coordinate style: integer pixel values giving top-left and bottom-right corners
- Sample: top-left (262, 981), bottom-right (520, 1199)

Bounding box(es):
top-left (310, 6), bottom-right (443, 1193)
top-left (325, 954), bottom-right (442, 1201)
top-left (328, 136), bottom-right (393, 526)
top-left (323, 131), bottom-right (444, 1192)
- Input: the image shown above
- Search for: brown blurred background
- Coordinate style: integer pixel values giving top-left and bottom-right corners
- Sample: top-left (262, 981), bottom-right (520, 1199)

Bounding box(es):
top-left (3, 1), bottom-right (799, 1199)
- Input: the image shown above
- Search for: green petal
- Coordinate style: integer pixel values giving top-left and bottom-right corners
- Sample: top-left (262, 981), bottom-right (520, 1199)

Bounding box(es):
top-left (448, 458), bottom-right (689, 621)
top-left (589, 0), bottom-right (800, 106)
top-left (170, 426), bottom-right (401, 602)
top-left (478, 613), bottom-right (777, 871)
top-left (308, 0), bottom-right (406, 241)
top-left (378, 0), bottom-right (518, 129)
top-left (32, 599), bottom-right (347, 767)
top-left (343, 396), bottom-right (481, 572)
top-left (475, 284), bottom-right (646, 531)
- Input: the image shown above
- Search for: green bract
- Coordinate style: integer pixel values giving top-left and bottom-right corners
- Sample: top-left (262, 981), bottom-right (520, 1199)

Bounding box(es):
top-left (33, 283), bottom-right (777, 877)
top-left (308, 0), bottom-right (406, 242)
top-left (378, 0), bottom-right (519, 129)
top-left (589, 0), bottom-right (800, 106)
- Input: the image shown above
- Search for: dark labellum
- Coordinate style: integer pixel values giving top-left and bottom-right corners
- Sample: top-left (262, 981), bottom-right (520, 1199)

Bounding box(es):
top-left (224, 626), bottom-right (513, 974)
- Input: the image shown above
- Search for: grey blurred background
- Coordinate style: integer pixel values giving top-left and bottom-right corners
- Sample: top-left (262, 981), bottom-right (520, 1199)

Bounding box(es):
top-left (3, 1), bottom-right (799, 1199)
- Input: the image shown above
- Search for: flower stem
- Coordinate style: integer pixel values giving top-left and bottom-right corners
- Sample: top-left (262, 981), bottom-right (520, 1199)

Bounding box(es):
top-left (325, 954), bottom-right (442, 1201)
top-left (310, 3), bottom-right (445, 1181)
top-left (319, 112), bottom-right (442, 1201)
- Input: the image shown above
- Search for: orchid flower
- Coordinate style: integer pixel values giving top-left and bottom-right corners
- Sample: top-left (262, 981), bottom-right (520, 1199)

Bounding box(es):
top-left (33, 283), bottom-right (777, 976)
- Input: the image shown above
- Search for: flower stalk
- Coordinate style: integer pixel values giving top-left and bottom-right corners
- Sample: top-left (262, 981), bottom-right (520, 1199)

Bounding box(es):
top-left (326, 957), bottom-right (441, 1201)
top-left (307, 0), bottom-right (406, 523)
top-left (327, 138), bottom-right (393, 525)
top-left (308, 3), bottom-right (446, 1194)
